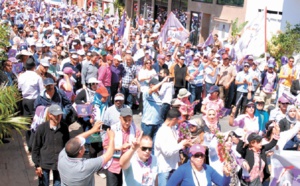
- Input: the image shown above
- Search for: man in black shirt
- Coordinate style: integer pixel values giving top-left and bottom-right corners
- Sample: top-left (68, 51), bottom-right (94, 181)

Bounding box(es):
top-left (32, 104), bottom-right (70, 186)
top-left (170, 56), bottom-right (190, 97)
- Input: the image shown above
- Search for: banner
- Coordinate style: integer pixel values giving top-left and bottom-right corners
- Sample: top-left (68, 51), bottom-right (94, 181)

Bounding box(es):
top-left (118, 11), bottom-right (126, 38)
top-left (204, 33), bottom-right (214, 47)
top-left (159, 12), bottom-right (190, 45)
top-left (234, 12), bottom-right (265, 60)
top-left (270, 151), bottom-right (300, 186)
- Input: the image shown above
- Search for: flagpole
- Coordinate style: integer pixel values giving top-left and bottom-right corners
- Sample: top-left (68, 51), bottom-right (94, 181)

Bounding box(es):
top-left (264, 7), bottom-right (267, 61)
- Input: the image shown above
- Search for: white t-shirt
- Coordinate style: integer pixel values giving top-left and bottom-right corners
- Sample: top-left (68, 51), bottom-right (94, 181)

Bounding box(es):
top-left (205, 66), bottom-right (219, 84)
top-left (138, 68), bottom-right (157, 93)
top-left (192, 168), bottom-right (208, 186)
top-left (159, 82), bottom-right (174, 104)
top-left (123, 153), bottom-right (158, 186)
top-left (154, 125), bottom-right (183, 173)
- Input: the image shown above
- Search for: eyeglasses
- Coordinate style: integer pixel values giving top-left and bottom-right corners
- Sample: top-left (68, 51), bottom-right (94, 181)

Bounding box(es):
top-left (193, 153), bottom-right (205, 159)
top-left (281, 102), bottom-right (290, 105)
top-left (141, 146), bottom-right (152, 152)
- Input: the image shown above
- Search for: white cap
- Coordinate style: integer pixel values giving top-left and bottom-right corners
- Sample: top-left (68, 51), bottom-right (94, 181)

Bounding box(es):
top-left (114, 55), bottom-right (122, 61)
top-left (77, 50), bottom-right (85, 56)
top-left (215, 53), bottom-right (221, 58)
top-left (71, 54), bottom-right (78, 59)
top-left (40, 58), bottom-right (50, 67)
top-left (53, 29), bottom-right (61, 34)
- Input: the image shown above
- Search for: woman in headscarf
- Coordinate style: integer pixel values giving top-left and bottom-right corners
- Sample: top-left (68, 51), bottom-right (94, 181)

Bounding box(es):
top-left (279, 105), bottom-right (297, 132)
top-left (202, 108), bottom-right (221, 134)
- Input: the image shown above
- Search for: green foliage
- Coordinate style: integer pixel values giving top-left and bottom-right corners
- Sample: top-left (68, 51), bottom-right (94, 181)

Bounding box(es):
top-left (0, 84), bottom-right (30, 144)
top-left (113, 0), bottom-right (125, 16)
top-left (230, 18), bottom-right (248, 44)
top-left (0, 24), bottom-right (10, 62)
top-left (267, 22), bottom-right (300, 66)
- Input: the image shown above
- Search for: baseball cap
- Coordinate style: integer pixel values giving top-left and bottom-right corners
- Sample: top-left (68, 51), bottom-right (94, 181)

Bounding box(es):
top-left (268, 63), bottom-right (274, 68)
top-left (246, 101), bottom-right (255, 107)
top-left (208, 85), bottom-right (219, 94)
top-left (63, 67), bottom-right (75, 74)
top-left (278, 96), bottom-right (290, 104)
top-left (247, 55), bottom-right (254, 60)
top-left (48, 104), bottom-right (63, 116)
top-left (244, 62), bottom-right (250, 67)
top-left (43, 78), bottom-right (56, 86)
top-left (255, 97), bottom-right (265, 103)
top-left (180, 56), bottom-right (185, 60)
top-left (247, 132), bottom-right (263, 142)
top-left (96, 86), bottom-right (109, 97)
top-left (120, 108), bottom-right (133, 117)
top-left (40, 58), bottom-right (50, 67)
top-left (149, 78), bottom-right (159, 85)
top-left (189, 144), bottom-right (206, 155)
top-left (114, 93), bottom-right (125, 101)
top-left (113, 55), bottom-right (122, 61)
top-left (87, 77), bottom-right (100, 84)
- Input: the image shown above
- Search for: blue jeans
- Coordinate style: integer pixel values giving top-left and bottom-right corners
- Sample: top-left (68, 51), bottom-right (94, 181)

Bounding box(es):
top-left (160, 103), bottom-right (170, 121)
top-left (121, 87), bottom-right (133, 107)
top-left (188, 84), bottom-right (202, 113)
top-left (38, 169), bottom-right (60, 186)
top-left (205, 82), bottom-right (214, 95)
top-left (157, 170), bottom-right (174, 186)
top-left (105, 86), bottom-right (111, 106)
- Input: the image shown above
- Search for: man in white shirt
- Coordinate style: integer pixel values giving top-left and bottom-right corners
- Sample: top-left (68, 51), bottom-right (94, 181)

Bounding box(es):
top-left (158, 69), bottom-right (173, 121)
top-left (120, 135), bottom-right (158, 186)
top-left (18, 57), bottom-right (44, 116)
top-left (154, 108), bottom-right (192, 186)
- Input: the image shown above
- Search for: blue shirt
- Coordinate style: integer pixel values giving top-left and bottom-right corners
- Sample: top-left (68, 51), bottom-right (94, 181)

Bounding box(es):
top-left (188, 63), bottom-right (204, 86)
top-left (142, 91), bottom-right (163, 125)
top-left (255, 109), bottom-right (269, 132)
top-left (167, 161), bottom-right (230, 186)
top-left (236, 70), bottom-right (252, 93)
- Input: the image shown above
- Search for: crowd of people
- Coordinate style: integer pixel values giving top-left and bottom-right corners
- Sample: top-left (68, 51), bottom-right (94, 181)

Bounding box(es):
top-left (1, 1), bottom-right (300, 186)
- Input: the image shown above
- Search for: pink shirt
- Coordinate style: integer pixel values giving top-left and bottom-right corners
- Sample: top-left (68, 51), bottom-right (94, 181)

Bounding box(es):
top-left (249, 150), bottom-right (265, 182)
top-left (202, 96), bottom-right (224, 114)
top-left (103, 127), bottom-right (140, 174)
top-left (98, 63), bottom-right (112, 87)
top-left (58, 78), bottom-right (74, 100)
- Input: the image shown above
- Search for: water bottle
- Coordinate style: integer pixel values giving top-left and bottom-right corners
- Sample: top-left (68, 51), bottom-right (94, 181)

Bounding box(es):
top-left (242, 168), bottom-right (250, 182)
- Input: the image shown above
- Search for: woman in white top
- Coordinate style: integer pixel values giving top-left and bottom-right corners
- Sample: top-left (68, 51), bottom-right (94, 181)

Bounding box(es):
top-left (229, 102), bottom-right (260, 135)
top-left (138, 59), bottom-right (157, 113)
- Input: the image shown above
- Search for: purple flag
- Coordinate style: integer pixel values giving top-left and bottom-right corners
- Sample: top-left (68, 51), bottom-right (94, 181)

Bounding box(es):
top-left (217, 48), bottom-right (225, 55)
top-left (159, 12), bottom-right (190, 45)
top-left (8, 49), bottom-right (17, 58)
top-left (230, 47), bottom-right (236, 60)
top-left (204, 33), bottom-right (214, 47)
top-left (117, 11), bottom-right (126, 38)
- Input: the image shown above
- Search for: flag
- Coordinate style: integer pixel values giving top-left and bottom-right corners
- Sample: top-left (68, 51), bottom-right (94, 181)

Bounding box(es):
top-left (117, 11), bottom-right (126, 38)
top-left (270, 151), bottom-right (300, 185)
top-left (204, 33), bottom-right (214, 47)
top-left (234, 12), bottom-right (265, 60)
top-left (122, 19), bottom-right (131, 42)
top-left (114, 8), bottom-right (119, 23)
top-left (230, 47), bottom-right (236, 60)
top-left (159, 12), bottom-right (189, 45)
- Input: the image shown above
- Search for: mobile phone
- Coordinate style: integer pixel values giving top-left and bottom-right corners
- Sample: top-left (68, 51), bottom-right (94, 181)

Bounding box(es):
top-left (169, 77), bottom-right (174, 82)
top-left (101, 124), bottom-right (111, 131)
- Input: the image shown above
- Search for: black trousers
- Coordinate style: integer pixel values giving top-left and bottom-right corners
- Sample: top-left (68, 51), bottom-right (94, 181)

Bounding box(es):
top-left (106, 170), bottom-right (123, 186)
top-left (22, 98), bottom-right (35, 117)
top-left (111, 83), bottom-right (119, 103)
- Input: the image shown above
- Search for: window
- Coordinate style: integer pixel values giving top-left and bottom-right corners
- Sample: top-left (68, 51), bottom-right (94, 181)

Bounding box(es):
top-left (217, 0), bottom-right (244, 7)
top-left (192, 0), bottom-right (213, 3)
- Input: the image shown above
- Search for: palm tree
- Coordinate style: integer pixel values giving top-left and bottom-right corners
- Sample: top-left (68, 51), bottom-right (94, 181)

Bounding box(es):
top-left (0, 84), bottom-right (30, 144)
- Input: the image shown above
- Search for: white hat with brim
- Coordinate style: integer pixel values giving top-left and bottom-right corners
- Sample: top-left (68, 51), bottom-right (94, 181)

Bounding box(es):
top-left (87, 77), bottom-right (100, 84)
top-left (177, 88), bottom-right (191, 99)
top-left (16, 50), bottom-right (32, 59)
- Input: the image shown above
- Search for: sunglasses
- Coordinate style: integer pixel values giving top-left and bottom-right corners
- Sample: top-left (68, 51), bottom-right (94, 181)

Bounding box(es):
top-left (244, 66), bottom-right (250, 68)
top-left (141, 146), bottom-right (152, 152)
top-left (145, 62), bottom-right (151, 64)
top-left (281, 102), bottom-right (290, 105)
top-left (247, 105), bottom-right (255, 108)
top-left (256, 102), bottom-right (264, 105)
top-left (193, 153), bottom-right (205, 159)
top-left (91, 83), bottom-right (98, 85)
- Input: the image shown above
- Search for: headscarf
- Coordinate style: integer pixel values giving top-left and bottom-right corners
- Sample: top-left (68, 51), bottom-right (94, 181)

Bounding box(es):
top-left (93, 93), bottom-right (108, 113)
top-left (286, 105), bottom-right (297, 124)
top-left (203, 108), bottom-right (219, 127)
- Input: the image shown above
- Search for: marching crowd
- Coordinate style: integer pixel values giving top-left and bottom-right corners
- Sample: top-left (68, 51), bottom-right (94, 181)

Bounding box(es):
top-left (1, 1), bottom-right (300, 186)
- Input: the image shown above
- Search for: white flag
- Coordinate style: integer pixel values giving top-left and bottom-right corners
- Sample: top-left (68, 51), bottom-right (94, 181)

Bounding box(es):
top-left (234, 12), bottom-right (265, 59)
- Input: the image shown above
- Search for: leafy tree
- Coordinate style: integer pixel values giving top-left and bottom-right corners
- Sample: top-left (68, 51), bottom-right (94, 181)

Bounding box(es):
top-left (267, 22), bottom-right (300, 66)
top-left (230, 18), bottom-right (248, 44)
top-left (0, 24), bottom-right (30, 144)
top-left (0, 85), bottom-right (31, 144)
